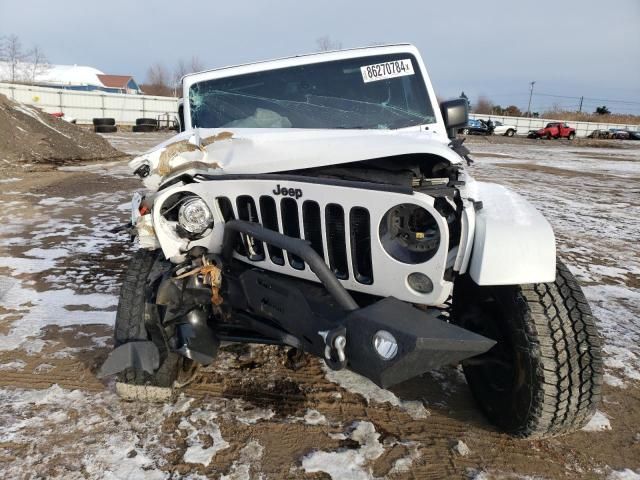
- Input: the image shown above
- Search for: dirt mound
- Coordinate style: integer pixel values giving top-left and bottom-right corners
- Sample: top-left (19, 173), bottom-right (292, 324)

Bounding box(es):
top-left (0, 94), bottom-right (123, 177)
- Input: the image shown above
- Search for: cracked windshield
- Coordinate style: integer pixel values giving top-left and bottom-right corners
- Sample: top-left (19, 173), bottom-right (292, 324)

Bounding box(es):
top-left (189, 54), bottom-right (436, 129)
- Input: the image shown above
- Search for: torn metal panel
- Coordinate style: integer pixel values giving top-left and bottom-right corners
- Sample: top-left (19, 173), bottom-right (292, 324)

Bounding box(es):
top-left (128, 127), bottom-right (464, 189)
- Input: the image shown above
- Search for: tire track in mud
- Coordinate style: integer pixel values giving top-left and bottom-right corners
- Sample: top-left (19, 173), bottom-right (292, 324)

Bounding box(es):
top-left (2, 339), bottom-right (638, 479)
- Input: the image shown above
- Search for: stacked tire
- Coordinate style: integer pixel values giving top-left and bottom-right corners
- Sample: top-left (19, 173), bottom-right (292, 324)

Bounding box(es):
top-left (133, 118), bottom-right (158, 133)
top-left (93, 118), bottom-right (117, 133)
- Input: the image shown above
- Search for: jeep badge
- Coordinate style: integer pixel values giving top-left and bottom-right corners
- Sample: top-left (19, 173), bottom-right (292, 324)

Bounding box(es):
top-left (273, 184), bottom-right (303, 199)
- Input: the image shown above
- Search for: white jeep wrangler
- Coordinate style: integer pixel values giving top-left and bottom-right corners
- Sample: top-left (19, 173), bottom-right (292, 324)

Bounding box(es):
top-left (102, 44), bottom-right (602, 438)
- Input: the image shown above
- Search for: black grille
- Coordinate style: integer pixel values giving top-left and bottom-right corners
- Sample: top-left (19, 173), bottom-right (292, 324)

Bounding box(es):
top-left (226, 194), bottom-right (373, 285)
top-left (350, 207), bottom-right (373, 284)
top-left (259, 196), bottom-right (284, 265)
top-left (325, 204), bottom-right (348, 280)
top-left (280, 198), bottom-right (304, 270)
top-left (236, 196), bottom-right (264, 261)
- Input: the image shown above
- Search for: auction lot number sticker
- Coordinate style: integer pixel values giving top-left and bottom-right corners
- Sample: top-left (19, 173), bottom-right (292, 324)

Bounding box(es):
top-left (361, 59), bottom-right (414, 83)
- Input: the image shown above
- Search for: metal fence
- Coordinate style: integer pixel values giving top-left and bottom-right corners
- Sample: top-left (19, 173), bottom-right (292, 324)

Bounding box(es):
top-left (470, 113), bottom-right (639, 138)
top-left (1, 81), bottom-right (637, 136)
top-left (0, 82), bottom-right (179, 125)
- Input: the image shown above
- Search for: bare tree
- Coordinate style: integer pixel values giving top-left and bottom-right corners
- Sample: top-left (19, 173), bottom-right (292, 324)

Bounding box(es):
top-left (4, 34), bottom-right (26, 82)
top-left (473, 96), bottom-right (493, 115)
top-left (172, 56), bottom-right (205, 95)
top-left (316, 35), bottom-right (342, 52)
top-left (190, 56), bottom-right (204, 73)
top-left (143, 62), bottom-right (172, 96)
top-left (26, 45), bottom-right (49, 83)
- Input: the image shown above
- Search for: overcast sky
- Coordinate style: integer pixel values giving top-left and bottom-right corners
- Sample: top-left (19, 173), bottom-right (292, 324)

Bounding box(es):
top-left (1, 0), bottom-right (639, 114)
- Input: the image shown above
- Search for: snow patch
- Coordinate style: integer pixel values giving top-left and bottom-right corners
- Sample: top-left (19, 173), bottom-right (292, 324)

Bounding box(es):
top-left (303, 408), bottom-right (327, 425)
top-left (389, 441), bottom-right (421, 474)
top-left (452, 439), bottom-right (471, 456)
top-left (0, 277), bottom-right (117, 352)
top-left (180, 408), bottom-right (230, 466)
top-left (0, 359), bottom-right (26, 371)
top-left (0, 385), bottom-right (174, 479)
top-left (219, 440), bottom-right (264, 480)
top-left (302, 421), bottom-right (384, 480)
top-left (582, 410), bottom-right (612, 432)
top-left (608, 469), bottom-right (640, 480)
top-left (322, 365), bottom-right (429, 419)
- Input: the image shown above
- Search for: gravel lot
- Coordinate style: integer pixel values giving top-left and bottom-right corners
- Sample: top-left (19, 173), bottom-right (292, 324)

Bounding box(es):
top-left (0, 132), bottom-right (639, 479)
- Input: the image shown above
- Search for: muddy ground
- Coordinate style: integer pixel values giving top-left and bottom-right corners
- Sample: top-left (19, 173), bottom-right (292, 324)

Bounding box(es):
top-left (0, 133), bottom-right (639, 479)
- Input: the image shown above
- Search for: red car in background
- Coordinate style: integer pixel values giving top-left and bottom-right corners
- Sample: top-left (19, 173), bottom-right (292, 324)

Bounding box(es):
top-left (528, 122), bottom-right (576, 140)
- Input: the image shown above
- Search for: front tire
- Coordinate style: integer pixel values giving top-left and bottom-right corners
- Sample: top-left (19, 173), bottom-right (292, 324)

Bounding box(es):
top-left (568, 132), bottom-right (576, 140)
top-left (462, 128), bottom-right (470, 135)
top-left (452, 260), bottom-right (603, 438)
top-left (506, 129), bottom-right (515, 137)
top-left (114, 250), bottom-right (196, 400)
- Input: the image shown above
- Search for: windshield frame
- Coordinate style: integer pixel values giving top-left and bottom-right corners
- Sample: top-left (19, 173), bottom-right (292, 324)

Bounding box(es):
top-left (182, 44), bottom-right (443, 132)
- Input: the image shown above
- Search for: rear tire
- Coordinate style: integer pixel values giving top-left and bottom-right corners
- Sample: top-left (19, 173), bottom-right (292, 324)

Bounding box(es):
top-left (94, 125), bottom-right (117, 133)
top-left (132, 124), bottom-right (157, 133)
top-left (136, 117), bottom-right (158, 126)
top-left (506, 129), bottom-right (515, 137)
top-left (93, 117), bottom-right (115, 126)
top-left (114, 250), bottom-right (195, 400)
top-left (462, 128), bottom-right (470, 135)
top-left (451, 260), bottom-right (603, 438)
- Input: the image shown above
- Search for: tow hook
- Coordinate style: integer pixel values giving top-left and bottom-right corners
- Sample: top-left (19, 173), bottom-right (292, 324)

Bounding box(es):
top-left (319, 327), bottom-right (347, 370)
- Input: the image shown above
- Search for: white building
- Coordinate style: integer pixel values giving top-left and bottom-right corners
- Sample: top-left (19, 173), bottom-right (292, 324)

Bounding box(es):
top-left (0, 62), bottom-right (142, 94)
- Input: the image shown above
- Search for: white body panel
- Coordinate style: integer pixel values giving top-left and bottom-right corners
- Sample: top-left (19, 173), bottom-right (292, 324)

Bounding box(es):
top-left (465, 181), bottom-right (556, 285)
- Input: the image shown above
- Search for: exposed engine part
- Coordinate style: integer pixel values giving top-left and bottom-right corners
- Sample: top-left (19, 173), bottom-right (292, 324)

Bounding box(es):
top-left (175, 256), bottom-right (224, 306)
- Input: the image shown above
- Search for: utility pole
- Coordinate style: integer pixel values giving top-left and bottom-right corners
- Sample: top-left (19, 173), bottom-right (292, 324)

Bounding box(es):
top-left (578, 96), bottom-right (584, 113)
top-left (527, 81), bottom-right (536, 117)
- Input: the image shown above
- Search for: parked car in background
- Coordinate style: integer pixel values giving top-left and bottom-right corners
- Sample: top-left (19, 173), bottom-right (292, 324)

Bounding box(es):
top-left (528, 122), bottom-right (575, 140)
top-left (627, 130), bottom-right (640, 140)
top-left (609, 129), bottom-right (630, 140)
top-left (458, 118), bottom-right (490, 135)
top-left (588, 129), bottom-right (611, 139)
top-left (490, 120), bottom-right (517, 137)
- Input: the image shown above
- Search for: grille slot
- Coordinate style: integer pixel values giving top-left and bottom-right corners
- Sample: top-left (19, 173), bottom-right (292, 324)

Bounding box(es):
top-left (325, 204), bottom-right (349, 280)
top-left (236, 195), bottom-right (264, 261)
top-left (280, 198), bottom-right (305, 270)
top-left (350, 207), bottom-right (373, 284)
top-left (217, 196), bottom-right (246, 256)
top-left (259, 196), bottom-right (285, 265)
top-left (302, 201), bottom-right (324, 259)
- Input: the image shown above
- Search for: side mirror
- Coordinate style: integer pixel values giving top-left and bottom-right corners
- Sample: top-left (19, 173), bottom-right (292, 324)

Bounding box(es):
top-left (440, 98), bottom-right (469, 139)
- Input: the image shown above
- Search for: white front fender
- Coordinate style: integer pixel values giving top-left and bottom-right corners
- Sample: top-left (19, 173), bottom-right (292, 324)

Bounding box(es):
top-left (466, 181), bottom-right (556, 286)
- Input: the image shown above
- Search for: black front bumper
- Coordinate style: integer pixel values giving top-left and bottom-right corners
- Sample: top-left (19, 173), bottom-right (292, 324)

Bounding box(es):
top-left (221, 220), bottom-right (495, 388)
top-left (101, 220), bottom-right (495, 388)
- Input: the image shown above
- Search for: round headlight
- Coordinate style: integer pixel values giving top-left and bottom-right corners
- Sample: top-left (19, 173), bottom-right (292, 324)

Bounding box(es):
top-left (373, 330), bottom-right (398, 360)
top-left (178, 197), bottom-right (213, 235)
top-left (379, 204), bottom-right (440, 264)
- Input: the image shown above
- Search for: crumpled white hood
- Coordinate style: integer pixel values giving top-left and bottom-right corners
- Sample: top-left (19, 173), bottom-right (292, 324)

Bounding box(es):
top-left (129, 128), bottom-right (462, 189)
